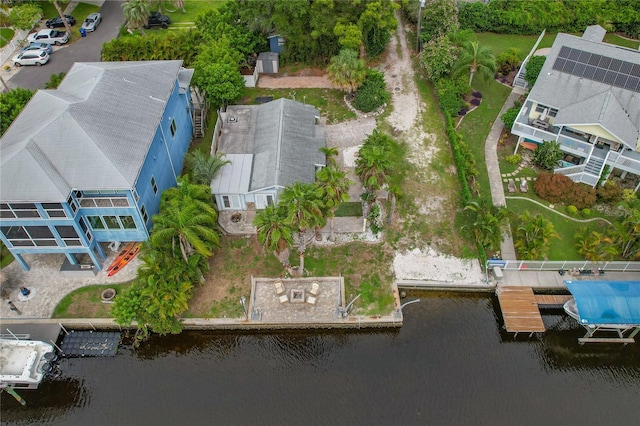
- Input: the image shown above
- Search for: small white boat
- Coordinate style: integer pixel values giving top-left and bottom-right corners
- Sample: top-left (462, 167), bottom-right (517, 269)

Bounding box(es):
top-left (563, 298), bottom-right (580, 321)
top-left (0, 338), bottom-right (56, 389)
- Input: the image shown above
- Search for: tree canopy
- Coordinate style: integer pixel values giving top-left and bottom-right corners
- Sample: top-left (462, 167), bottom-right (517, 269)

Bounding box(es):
top-left (1, 88), bottom-right (34, 137)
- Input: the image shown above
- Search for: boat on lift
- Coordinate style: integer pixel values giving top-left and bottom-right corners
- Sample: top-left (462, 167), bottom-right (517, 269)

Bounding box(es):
top-left (0, 338), bottom-right (57, 390)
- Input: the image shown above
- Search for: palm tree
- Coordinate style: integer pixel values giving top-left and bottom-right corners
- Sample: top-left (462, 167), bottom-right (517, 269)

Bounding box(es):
top-left (514, 212), bottom-right (559, 260)
top-left (327, 48), bottom-right (367, 94)
top-left (280, 182), bottom-right (325, 275)
top-left (316, 166), bottom-right (351, 241)
top-left (463, 200), bottom-right (511, 252)
top-left (319, 146), bottom-right (339, 167)
top-left (254, 205), bottom-right (294, 268)
top-left (355, 130), bottom-right (395, 194)
top-left (575, 226), bottom-right (619, 261)
top-left (51, 1), bottom-right (73, 36)
top-left (122, 0), bottom-right (151, 35)
top-left (185, 151), bottom-right (230, 185)
top-left (150, 200), bottom-right (220, 263)
top-left (453, 41), bottom-right (496, 86)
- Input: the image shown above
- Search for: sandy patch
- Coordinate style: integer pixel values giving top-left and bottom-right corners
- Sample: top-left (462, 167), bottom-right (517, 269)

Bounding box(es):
top-left (394, 247), bottom-right (484, 284)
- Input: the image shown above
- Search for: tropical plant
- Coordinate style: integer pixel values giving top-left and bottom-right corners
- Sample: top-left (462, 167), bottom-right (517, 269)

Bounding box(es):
top-left (254, 204), bottom-right (294, 267)
top-left (420, 35), bottom-right (459, 81)
top-left (463, 200), bottom-right (511, 253)
top-left (316, 166), bottom-right (351, 242)
top-left (514, 211), bottom-right (559, 260)
top-left (0, 88), bottom-right (34, 137)
top-left (453, 41), bottom-right (496, 86)
top-left (319, 146), bottom-right (339, 167)
top-left (185, 151), bottom-right (230, 185)
top-left (8, 3), bottom-right (42, 30)
top-left (355, 130), bottom-right (398, 194)
top-left (51, 1), bottom-right (72, 36)
top-left (524, 56), bottom-right (546, 86)
top-left (500, 103), bottom-right (522, 129)
top-left (575, 226), bottom-right (619, 261)
top-left (45, 72), bottom-right (66, 89)
top-left (327, 48), bottom-right (367, 94)
top-left (418, 0), bottom-right (459, 44)
top-left (533, 140), bottom-right (563, 170)
top-left (122, 0), bottom-right (152, 35)
top-left (496, 47), bottom-right (520, 75)
top-left (280, 182), bottom-right (325, 275)
top-left (352, 69), bottom-right (390, 112)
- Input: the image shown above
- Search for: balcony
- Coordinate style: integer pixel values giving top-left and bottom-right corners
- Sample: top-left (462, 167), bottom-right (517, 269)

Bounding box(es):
top-left (607, 150), bottom-right (640, 175)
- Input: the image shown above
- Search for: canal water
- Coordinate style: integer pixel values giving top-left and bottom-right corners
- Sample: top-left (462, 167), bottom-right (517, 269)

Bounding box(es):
top-left (2, 292), bottom-right (640, 425)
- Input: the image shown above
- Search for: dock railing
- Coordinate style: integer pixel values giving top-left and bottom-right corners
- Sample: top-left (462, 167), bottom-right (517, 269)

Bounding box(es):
top-left (486, 259), bottom-right (640, 272)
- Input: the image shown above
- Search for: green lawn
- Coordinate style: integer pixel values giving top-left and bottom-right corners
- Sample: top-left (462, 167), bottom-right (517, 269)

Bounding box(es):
top-left (603, 33), bottom-right (640, 50)
top-left (0, 28), bottom-right (15, 48)
top-left (506, 198), bottom-right (608, 260)
top-left (241, 88), bottom-right (356, 124)
top-left (159, 0), bottom-right (225, 24)
top-left (476, 32), bottom-right (556, 59)
top-left (52, 282), bottom-right (133, 318)
top-left (457, 76), bottom-right (512, 202)
top-left (335, 202), bottom-right (363, 217)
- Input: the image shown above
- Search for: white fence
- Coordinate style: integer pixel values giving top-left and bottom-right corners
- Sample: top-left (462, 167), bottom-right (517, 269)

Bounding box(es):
top-left (486, 259), bottom-right (640, 272)
top-left (0, 28), bottom-right (31, 65)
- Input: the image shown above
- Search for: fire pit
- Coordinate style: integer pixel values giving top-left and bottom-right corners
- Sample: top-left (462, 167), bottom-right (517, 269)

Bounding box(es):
top-left (290, 289), bottom-right (305, 304)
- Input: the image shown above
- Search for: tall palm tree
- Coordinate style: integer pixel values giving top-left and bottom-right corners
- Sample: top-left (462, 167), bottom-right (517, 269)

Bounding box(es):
top-left (355, 131), bottom-right (395, 194)
top-left (185, 151), bottom-right (230, 185)
top-left (151, 201), bottom-right (220, 262)
top-left (327, 48), bottom-right (367, 94)
top-left (575, 227), bottom-right (618, 262)
top-left (280, 182), bottom-right (325, 275)
top-left (254, 204), bottom-right (294, 267)
top-left (122, 0), bottom-right (151, 35)
top-left (317, 166), bottom-right (351, 242)
top-left (463, 200), bottom-right (511, 253)
top-left (51, 1), bottom-right (73, 36)
top-left (453, 41), bottom-right (496, 86)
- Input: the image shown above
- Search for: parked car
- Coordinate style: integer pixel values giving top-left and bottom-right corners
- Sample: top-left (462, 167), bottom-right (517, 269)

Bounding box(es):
top-left (13, 51), bottom-right (50, 67)
top-left (81, 12), bottom-right (102, 32)
top-left (46, 15), bottom-right (76, 28)
top-left (20, 42), bottom-right (53, 55)
top-left (27, 29), bottom-right (69, 45)
top-left (143, 11), bottom-right (171, 29)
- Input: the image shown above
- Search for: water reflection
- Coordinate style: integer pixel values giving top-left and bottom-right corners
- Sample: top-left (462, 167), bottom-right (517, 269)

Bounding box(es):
top-left (1, 293), bottom-right (639, 426)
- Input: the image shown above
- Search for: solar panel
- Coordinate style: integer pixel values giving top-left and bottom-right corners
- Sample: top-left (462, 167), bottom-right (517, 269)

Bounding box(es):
top-left (550, 45), bottom-right (640, 92)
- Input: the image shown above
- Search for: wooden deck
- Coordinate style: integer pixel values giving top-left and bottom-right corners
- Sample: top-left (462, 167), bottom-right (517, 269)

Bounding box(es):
top-left (497, 286), bottom-right (545, 334)
top-left (534, 294), bottom-right (572, 306)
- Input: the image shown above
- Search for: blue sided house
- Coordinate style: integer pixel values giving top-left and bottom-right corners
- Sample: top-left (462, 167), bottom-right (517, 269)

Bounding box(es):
top-left (0, 61), bottom-right (194, 271)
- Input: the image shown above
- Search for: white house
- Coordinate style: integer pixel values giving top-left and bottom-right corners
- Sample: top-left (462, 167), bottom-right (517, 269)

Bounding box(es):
top-left (511, 25), bottom-right (640, 191)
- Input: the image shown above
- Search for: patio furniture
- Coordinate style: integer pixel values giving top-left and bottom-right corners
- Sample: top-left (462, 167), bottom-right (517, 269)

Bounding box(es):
top-left (279, 294), bottom-right (289, 303)
top-left (274, 281), bottom-right (285, 295)
top-left (508, 179), bottom-right (516, 193)
top-left (519, 180), bottom-right (528, 193)
top-left (309, 281), bottom-right (320, 296)
top-left (306, 295), bottom-right (317, 305)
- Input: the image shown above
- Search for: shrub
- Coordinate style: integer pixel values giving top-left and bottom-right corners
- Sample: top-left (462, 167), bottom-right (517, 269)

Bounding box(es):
top-left (622, 189), bottom-right (638, 202)
top-left (501, 103), bottom-right (522, 129)
top-left (470, 98), bottom-right (481, 106)
top-left (596, 181), bottom-right (622, 203)
top-left (458, 108), bottom-right (468, 116)
top-left (524, 56), bottom-right (546, 86)
top-left (505, 154), bottom-right (521, 165)
top-left (567, 183), bottom-right (596, 210)
top-left (353, 69), bottom-right (390, 113)
top-left (581, 208), bottom-right (591, 218)
top-left (435, 76), bottom-right (469, 118)
top-left (472, 91), bottom-right (482, 98)
top-left (534, 173), bottom-right (574, 204)
top-left (566, 205), bottom-right (578, 216)
top-left (533, 140), bottom-right (563, 170)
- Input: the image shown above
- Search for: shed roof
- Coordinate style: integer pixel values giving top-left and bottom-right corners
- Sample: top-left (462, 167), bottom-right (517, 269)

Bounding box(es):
top-left (0, 60), bottom-right (186, 202)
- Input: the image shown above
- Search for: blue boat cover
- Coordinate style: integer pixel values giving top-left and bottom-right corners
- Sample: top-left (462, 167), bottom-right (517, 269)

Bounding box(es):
top-left (565, 281), bottom-right (640, 325)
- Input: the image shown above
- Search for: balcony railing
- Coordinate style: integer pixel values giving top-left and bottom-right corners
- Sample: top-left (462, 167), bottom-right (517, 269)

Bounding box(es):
top-left (607, 151), bottom-right (640, 175)
top-left (554, 164), bottom-right (584, 176)
top-left (557, 135), bottom-right (592, 157)
top-left (512, 122), bottom-right (558, 142)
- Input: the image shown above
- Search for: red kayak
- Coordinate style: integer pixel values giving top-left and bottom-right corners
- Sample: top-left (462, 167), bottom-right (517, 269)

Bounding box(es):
top-left (106, 242), bottom-right (141, 277)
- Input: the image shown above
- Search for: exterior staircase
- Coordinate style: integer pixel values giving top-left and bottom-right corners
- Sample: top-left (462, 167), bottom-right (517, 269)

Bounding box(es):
top-left (584, 156), bottom-right (604, 176)
top-left (193, 107), bottom-right (205, 138)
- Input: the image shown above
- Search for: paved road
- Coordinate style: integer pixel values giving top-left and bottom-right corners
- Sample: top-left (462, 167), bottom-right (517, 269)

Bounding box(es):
top-left (7, 0), bottom-right (124, 90)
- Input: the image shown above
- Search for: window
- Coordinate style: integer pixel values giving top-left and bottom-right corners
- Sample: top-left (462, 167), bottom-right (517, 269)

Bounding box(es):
top-left (55, 225), bottom-right (82, 247)
top-left (222, 196), bottom-right (231, 209)
top-left (87, 216), bottom-right (104, 229)
top-left (141, 205), bottom-right (148, 223)
top-left (170, 119), bottom-right (177, 137)
top-left (42, 203), bottom-right (66, 218)
top-left (10, 203), bottom-right (40, 218)
top-left (0, 204), bottom-right (14, 219)
top-left (80, 218), bottom-right (92, 242)
top-left (120, 216), bottom-right (137, 229)
top-left (151, 176), bottom-right (158, 195)
top-left (67, 195), bottom-right (78, 214)
top-left (103, 216), bottom-right (120, 229)
top-left (26, 226), bottom-right (56, 247)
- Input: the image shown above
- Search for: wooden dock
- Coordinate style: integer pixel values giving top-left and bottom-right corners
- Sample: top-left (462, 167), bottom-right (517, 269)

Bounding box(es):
top-left (534, 294), bottom-right (572, 306)
top-left (497, 286), bottom-right (546, 335)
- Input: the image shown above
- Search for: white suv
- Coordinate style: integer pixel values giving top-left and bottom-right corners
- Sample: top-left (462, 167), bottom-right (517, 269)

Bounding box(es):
top-left (27, 29), bottom-right (69, 45)
top-left (13, 50), bottom-right (50, 67)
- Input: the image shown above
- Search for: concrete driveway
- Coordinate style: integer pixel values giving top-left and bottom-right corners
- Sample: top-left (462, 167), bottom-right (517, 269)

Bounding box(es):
top-left (6, 0), bottom-right (124, 91)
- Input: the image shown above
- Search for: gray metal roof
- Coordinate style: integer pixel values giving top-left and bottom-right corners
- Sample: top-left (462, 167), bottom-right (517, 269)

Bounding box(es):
top-left (217, 98), bottom-right (325, 193)
top-left (1, 60), bottom-right (186, 203)
top-left (210, 154), bottom-right (252, 194)
top-left (528, 29), bottom-right (640, 148)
